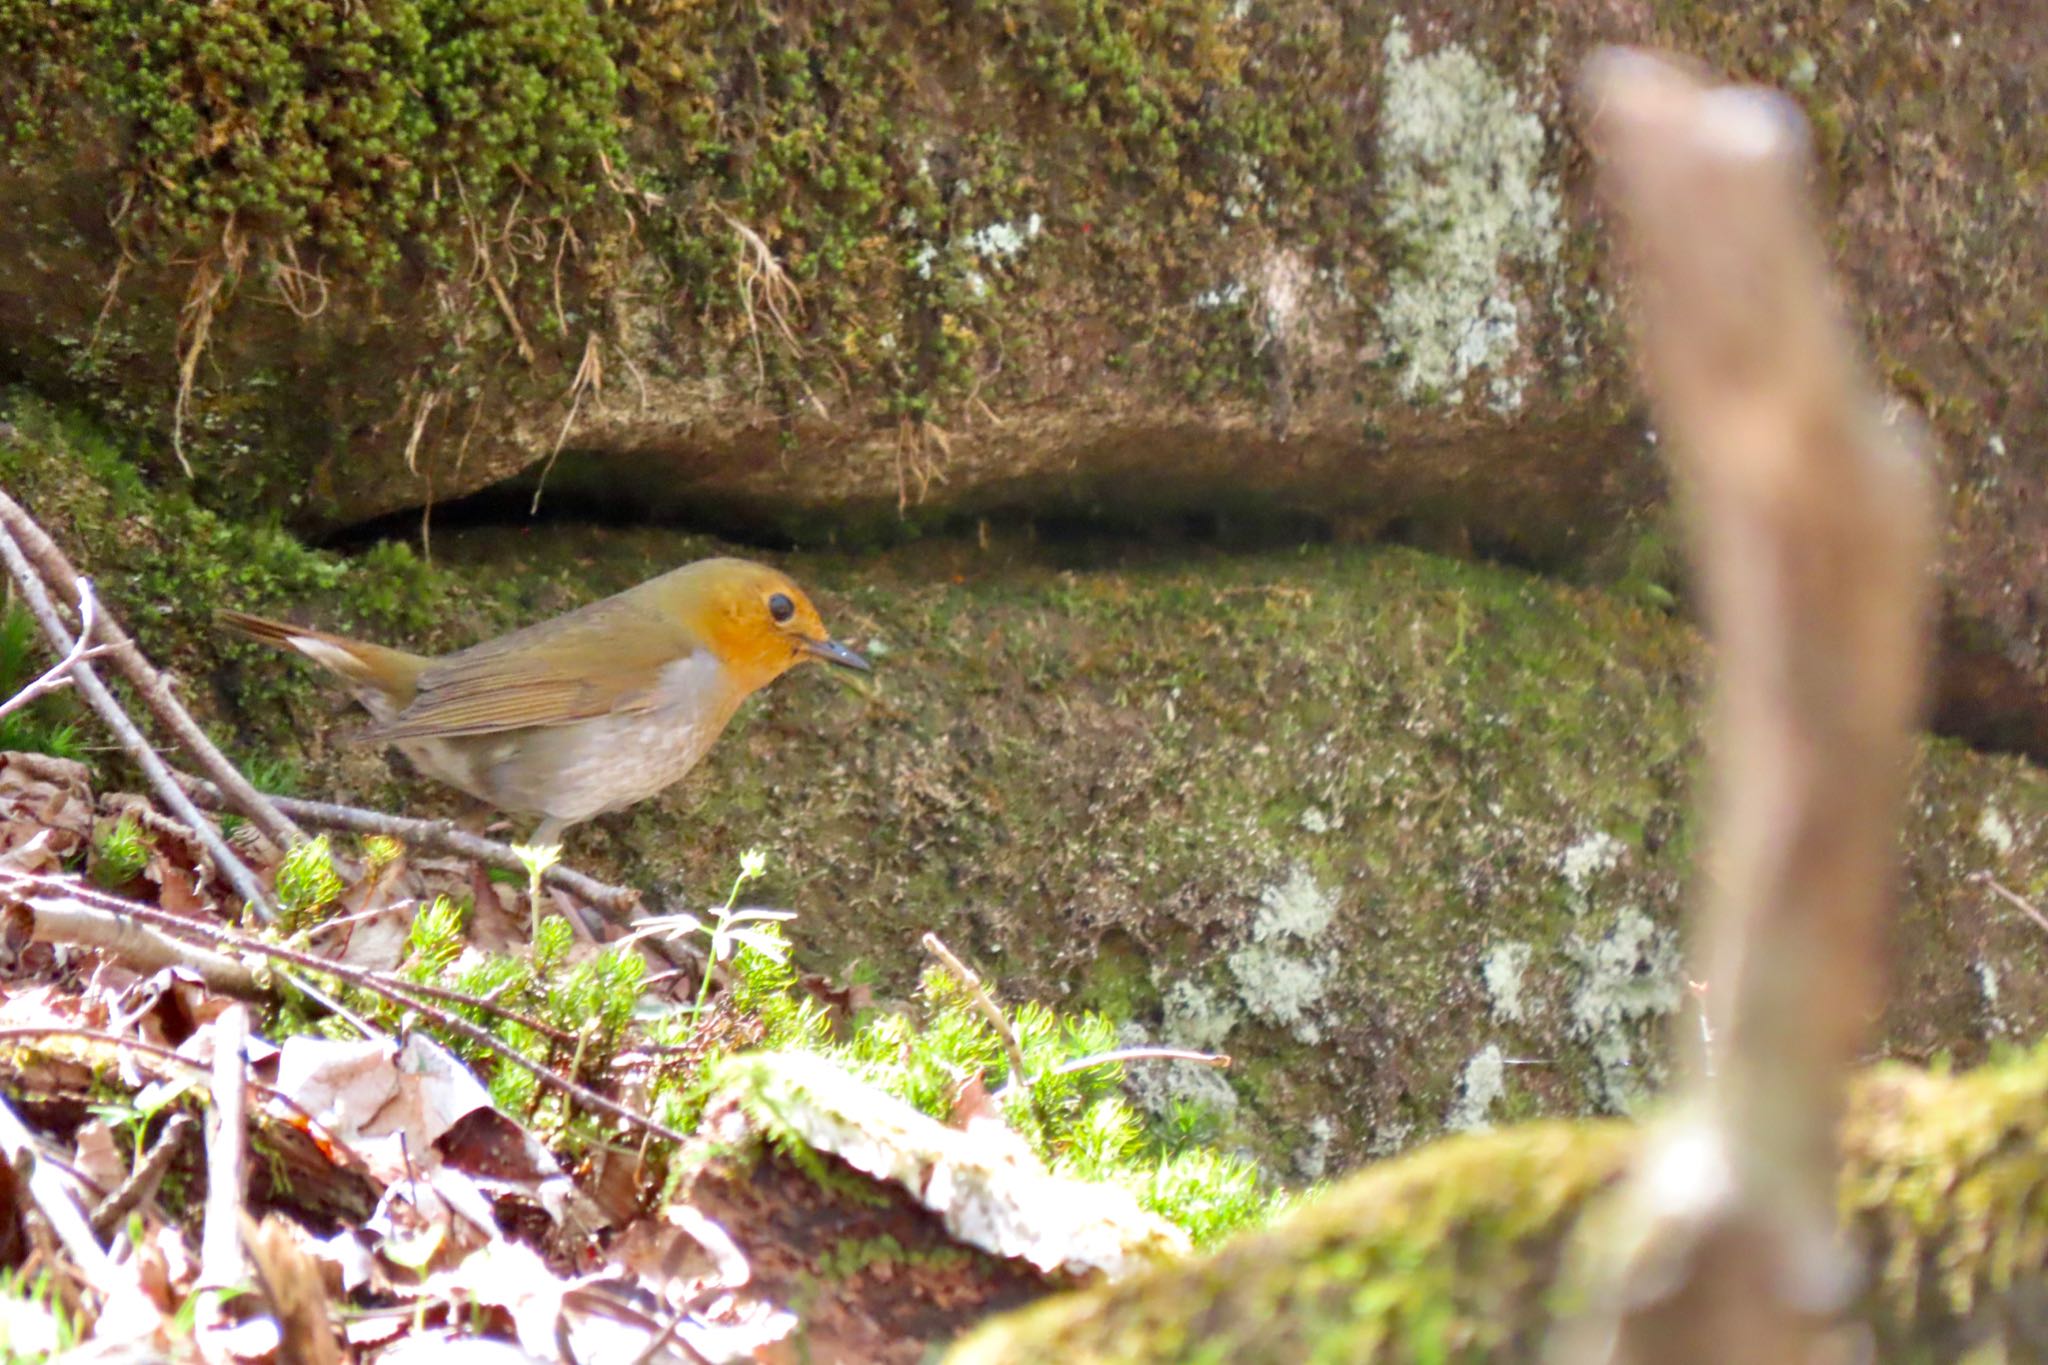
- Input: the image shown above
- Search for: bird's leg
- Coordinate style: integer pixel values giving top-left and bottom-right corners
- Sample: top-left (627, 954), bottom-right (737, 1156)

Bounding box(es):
top-left (527, 816), bottom-right (567, 851)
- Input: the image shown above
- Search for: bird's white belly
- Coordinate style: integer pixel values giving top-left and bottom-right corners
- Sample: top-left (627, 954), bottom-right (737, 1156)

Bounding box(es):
top-left (518, 706), bottom-right (718, 822)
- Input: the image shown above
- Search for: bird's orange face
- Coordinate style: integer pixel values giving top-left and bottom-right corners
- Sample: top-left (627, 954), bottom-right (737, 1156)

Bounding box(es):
top-left (686, 561), bottom-right (869, 694)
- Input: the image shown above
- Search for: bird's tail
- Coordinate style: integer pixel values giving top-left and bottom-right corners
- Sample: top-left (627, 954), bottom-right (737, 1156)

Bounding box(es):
top-left (215, 609), bottom-right (429, 703)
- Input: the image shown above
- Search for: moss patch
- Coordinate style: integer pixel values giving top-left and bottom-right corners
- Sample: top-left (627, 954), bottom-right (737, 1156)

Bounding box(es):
top-left (950, 1041), bottom-right (2048, 1363)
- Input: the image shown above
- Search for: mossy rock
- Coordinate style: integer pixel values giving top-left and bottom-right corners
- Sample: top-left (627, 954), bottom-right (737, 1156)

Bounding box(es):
top-left (4, 393), bottom-right (2046, 1182)
top-left (7, 0), bottom-right (2047, 748)
top-left (947, 1043), bottom-right (2048, 1362)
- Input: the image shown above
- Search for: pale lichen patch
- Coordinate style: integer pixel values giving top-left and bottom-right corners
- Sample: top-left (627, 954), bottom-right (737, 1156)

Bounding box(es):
top-left (1567, 909), bottom-right (1682, 1112)
top-left (1375, 16), bottom-right (1562, 411)
top-left (1557, 830), bottom-right (1627, 900)
top-left (1977, 805), bottom-right (2016, 858)
top-left (1227, 864), bottom-right (1342, 1043)
top-left (1977, 961), bottom-right (2006, 1035)
top-left (1481, 941), bottom-right (1533, 1023)
top-left (1448, 1044), bottom-right (1508, 1132)
top-left (1160, 978), bottom-right (1243, 1053)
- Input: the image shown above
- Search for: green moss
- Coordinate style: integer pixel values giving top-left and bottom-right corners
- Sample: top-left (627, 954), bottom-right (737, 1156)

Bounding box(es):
top-left (950, 1042), bottom-right (2048, 1363)
top-left (817, 1233), bottom-right (972, 1282)
top-left (0, 0), bottom-right (617, 281)
top-left (397, 518), bottom-right (2046, 1179)
top-left (0, 0), bottom-right (1400, 505)
top-left (0, 392), bottom-right (455, 778)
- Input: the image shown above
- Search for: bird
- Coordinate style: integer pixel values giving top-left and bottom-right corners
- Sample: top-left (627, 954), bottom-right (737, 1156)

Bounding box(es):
top-left (219, 556), bottom-right (869, 847)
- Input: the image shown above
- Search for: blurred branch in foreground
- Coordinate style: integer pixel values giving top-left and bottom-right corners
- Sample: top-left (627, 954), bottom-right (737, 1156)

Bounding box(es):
top-left (1560, 47), bottom-right (1935, 1364)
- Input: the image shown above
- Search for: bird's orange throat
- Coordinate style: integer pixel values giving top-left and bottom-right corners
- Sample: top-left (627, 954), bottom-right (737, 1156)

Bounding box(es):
top-left (698, 609), bottom-right (808, 695)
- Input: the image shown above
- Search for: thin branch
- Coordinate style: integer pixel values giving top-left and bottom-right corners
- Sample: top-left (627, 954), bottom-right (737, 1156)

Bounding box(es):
top-left (921, 932), bottom-right (1031, 1094)
top-left (1041, 1047), bottom-right (1232, 1079)
top-left (198, 1004), bottom-right (249, 1290)
top-left (2, 869), bottom-right (567, 1045)
top-left (0, 520), bottom-right (279, 921)
top-left (0, 1026), bottom-right (335, 1134)
top-left (0, 869), bottom-right (689, 1146)
top-left (0, 1089), bottom-right (120, 1284)
top-left (90, 1111), bottom-right (196, 1240)
top-left (0, 488), bottom-right (303, 851)
top-left (24, 891), bottom-right (266, 1001)
top-left (0, 577), bottom-right (114, 722)
top-left (1971, 871), bottom-right (2048, 939)
top-left (1566, 47), bottom-right (1936, 1363)
top-left (173, 774), bottom-right (641, 919)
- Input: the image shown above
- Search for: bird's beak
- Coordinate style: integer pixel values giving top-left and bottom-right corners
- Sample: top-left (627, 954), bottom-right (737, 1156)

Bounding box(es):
top-left (801, 637), bottom-right (871, 672)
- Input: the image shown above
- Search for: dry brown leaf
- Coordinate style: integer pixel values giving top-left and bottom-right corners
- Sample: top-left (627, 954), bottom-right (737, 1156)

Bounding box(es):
top-left (0, 752), bottom-right (93, 872)
top-left (71, 1118), bottom-right (126, 1197)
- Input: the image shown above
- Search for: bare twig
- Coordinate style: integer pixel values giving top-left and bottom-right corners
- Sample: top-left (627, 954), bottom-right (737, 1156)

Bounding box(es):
top-left (921, 933), bottom-right (1031, 1094)
top-left (0, 1089), bottom-right (120, 1283)
top-left (173, 774), bottom-right (641, 919)
top-left (1564, 48), bottom-right (1936, 1364)
top-left (0, 1026), bottom-right (336, 1136)
top-left (529, 330), bottom-right (603, 515)
top-left (1041, 1047), bottom-right (1232, 1079)
top-left (24, 891), bottom-right (265, 1001)
top-left (0, 577), bottom-right (113, 721)
top-left (1971, 871), bottom-right (2048, 939)
top-left (0, 869), bottom-right (567, 1045)
top-left (0, 489), bottom-right (304, 851)
top-left (91, 1111), bottom-right (196, 1240)
top-left (0, 521), bottom-right (279, 921)
top-left (199, 1004), bottom-right (249, 1290)
top-left (0, 869), bottom-right (690, 1146)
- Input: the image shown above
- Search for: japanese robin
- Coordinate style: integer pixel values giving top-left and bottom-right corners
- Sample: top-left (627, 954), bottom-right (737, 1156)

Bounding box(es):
top-left (219, 557), bottom-right (868, 846)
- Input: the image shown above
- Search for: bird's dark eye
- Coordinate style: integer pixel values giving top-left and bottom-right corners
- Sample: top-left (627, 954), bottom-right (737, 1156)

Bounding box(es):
top-left (768, 592), bottom-right (796, 623)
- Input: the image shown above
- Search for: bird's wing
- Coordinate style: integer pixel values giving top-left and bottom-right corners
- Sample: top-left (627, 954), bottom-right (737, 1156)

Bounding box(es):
top-left (374, 593), bottom-right (706, 740)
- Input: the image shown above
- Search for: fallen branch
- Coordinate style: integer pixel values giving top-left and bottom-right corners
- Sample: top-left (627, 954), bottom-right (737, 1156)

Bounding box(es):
top-left (0, 868), bottom-right (690, 1146)
top-left (23, 891), bottom-right (266, 1001)
top-left (0, 1088), bottom-right (121, 1285)
top-left (1565, 48), bottom-right (1935, 1363)
top-left (0, 1025), bottom-right (338, 1135)
top-left (1, 870), bottom-right (569, 1045)
top-left (0, 488), bottom-right (304, 851)
top-left (174, 774), bottom-right (643, 920)
top-left (198, 1004), bottom-right (248, 1290)
top-left (0, 520), bottom-right (279, 921)
top-left (0, 576), bottom-right (113, 722)
top-left (91, 1110), bottom-right (196, 1240)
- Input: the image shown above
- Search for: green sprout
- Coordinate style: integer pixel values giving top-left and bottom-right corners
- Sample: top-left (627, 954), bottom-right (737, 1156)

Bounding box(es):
top-left (510, 842), bottom-right (563, 943)
top-left (89, 813), bottom-right (148, 887)
top-left (275, 835), bottom-right (344, 924)
top-left (626, 847), bottom-right (790, 1029)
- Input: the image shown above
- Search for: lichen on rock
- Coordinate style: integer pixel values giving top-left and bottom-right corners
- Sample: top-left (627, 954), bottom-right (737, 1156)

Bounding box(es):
top-left (1375, 16), bottom-right (1563, 411)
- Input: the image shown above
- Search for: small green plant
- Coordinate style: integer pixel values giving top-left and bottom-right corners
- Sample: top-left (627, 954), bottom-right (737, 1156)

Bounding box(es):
top-left (626, 847), bottom-right (791, 1026)
top-left (274, 835), bottom-right (344, 924)
top-left (0, 1265), bottom-right (78, 1360)
top-left (88, 812), bottom-right (149, 887)
top-left (88, 1078), bottom-right (190, 1163)
top-left (404, 895), bottom-right (467, 982)
top-left (362, 834), bottom-right (404, 870)
top-left (510, 841), bottom-right (562, 942)
top-left (240, 754), bottom-right (305, 798)
top-left (701, 927), bottom-right (1279, 1247)
top-left (0, 602), bottom-right (86, 762)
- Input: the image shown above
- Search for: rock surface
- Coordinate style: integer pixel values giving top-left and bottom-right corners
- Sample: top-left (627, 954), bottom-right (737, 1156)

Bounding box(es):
top-left (3, 2), bottom-right (2045, 734)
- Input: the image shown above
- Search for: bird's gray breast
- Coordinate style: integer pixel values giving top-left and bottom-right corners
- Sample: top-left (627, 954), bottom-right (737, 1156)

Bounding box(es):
top-left (485, 649), bottom-right (734, 823)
